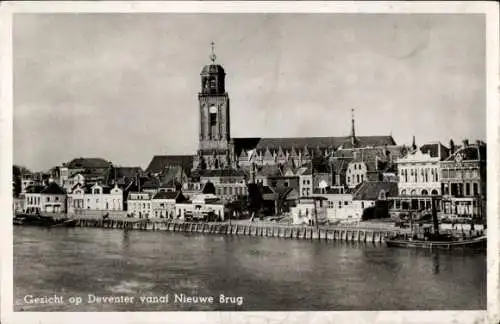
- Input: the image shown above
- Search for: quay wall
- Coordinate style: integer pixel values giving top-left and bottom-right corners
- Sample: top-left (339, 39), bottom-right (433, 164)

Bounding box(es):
top-left (71, 217), bottom-right (402, 243)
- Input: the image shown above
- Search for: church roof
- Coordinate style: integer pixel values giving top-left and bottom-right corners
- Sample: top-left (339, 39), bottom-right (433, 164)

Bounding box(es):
top-left (233, 136), bottom-right (396, 156)
top-left (197, 168), bottom-right (247, 178)
top-left (66, 157), bottom-right (111, 169)
top-left (145, 155), bottom-right (194, 175)
top-left (113, 167), bottom-right (143, 178)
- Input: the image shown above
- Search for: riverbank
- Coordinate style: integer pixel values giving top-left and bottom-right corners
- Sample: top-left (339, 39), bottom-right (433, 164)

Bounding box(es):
top-left (70, 217), bottom-right (397, 242)
top-left (17, 213), bottom-right (484, 243)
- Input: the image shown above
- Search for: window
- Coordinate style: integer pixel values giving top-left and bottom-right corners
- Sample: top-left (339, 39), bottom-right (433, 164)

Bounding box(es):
top-left (401, 189), bottom-right (407, 196)
top-left (473, 183), bottom-right (479, 196)
top-left (360, 175), bottom-right (364, 182)
top-left (344, 201), bottom-right (348, 206)
top-left (356, 175), bottom-right (360, 183)
top-left (361, 202), bottom-right (365, 209)
top-left (284, 181), bottom-right (289, 187)
top-left (347, 177), bottom-right (351, 183)
top-left (55, 196), bottom-right (59, 201)
top-left (465, 183), bottom-right (471, 196)
top-left (46, 197), bottom-right (50, 202)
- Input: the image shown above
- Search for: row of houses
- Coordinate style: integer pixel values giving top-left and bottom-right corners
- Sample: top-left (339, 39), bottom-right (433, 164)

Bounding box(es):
top-left (14, 138), bottom-right (486, 223)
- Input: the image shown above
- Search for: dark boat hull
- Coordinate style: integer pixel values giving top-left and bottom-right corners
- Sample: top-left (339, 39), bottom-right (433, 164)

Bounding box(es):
top-left (385, 236), bottom-right (487, 250)
top-left (13, 214), bottom-right (76, 228)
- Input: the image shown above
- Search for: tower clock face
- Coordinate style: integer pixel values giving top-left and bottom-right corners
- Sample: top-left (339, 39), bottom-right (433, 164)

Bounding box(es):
top-left (209, 105), bottom-right (217, 114)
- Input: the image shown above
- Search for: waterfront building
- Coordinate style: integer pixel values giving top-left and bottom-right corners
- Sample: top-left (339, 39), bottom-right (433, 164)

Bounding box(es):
top-left (291, 197), bottom-right (328, 225)
top-left (67, 183), bottom-right (123, 214)
top-left (440, 140), bottom-right (486, 219)
top-left (55, 158), bottom-right (113, 188)
top-left (195, 168), bottom-right (248, 200)
top-left (175, 194), bottom-right (227, 221)
top-left (313, 186), bottom-right (355, 221)
top-left (181, 182), bottom-right (204, 199)
top-left (13, 195), bottom-right (26, 213)
top-left (255, 164), bottom-right (300, 194)
top-left (127, 192), bottom-right (152, 218)
top-left (297, 165), bottom-right (313, 197)
top-left (20, 173), bottom-right (36, 194)
top-left (61, 172), bottom-right (85, 194)
top-left (24, 181), bottom-right (67, 214)
top-left (330, 158), bottom-right (350, 187)
top-left (151, 190), bottom-right (188, 219)
top-left (396, 142), bottom-right (449, 196)
top-left (110, 166), bottom-right (143, 187)
top-left (351, 181), bottom-right (398, 220)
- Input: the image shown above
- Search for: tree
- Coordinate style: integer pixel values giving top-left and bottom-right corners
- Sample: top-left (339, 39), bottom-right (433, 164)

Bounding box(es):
top-left (202, 181), bottom-right (216, 195)
top-left (13, 165), bottom-right (30, 197)
top-left (247, 183), bottom-right (263, 222)
top-left (199, 157), bottom-right (207, 170)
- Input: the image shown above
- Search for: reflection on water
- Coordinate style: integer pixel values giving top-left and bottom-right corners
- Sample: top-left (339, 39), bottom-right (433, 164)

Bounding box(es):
top-left (14, 227), bottom-right (486, 311)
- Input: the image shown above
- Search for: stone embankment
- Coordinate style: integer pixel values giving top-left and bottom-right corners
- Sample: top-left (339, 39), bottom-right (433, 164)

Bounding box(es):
top-left (71, 216), bottom-right (403, 243)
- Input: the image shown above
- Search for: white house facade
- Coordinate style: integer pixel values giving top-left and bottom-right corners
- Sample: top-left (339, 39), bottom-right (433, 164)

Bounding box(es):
top-left (127, 192), bottom-right (152, 218)
top-left (396, 146), bottom-right (444, 196)
top-left (67, 183), bottom-right (123, 214)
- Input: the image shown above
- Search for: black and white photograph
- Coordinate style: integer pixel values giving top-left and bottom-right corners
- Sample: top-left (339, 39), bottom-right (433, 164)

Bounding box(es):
top-left (1, 2), bottom-right (499, 324)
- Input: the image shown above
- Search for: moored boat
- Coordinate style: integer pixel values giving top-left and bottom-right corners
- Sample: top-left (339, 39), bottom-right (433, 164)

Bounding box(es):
top-left (386, 196), bottom-right (486, 251)
top-left (13, 213), bottom-right (76, 228)
top-left (385, 234), bottom-right (486, 250)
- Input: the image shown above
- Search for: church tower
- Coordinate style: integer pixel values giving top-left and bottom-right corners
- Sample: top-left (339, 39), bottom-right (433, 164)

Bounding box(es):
top-left (194, 42), bottom-right (234, 170)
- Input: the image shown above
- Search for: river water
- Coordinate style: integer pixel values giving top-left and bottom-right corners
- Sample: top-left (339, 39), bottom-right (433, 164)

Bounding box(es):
top-left (13, 226), bottom-right (486, 311)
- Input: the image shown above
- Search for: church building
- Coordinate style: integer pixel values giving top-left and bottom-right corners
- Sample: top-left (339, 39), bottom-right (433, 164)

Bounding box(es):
top-left (192, 43), bottom-right (398, 174)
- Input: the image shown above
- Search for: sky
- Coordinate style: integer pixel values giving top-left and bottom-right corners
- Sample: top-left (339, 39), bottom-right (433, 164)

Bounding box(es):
top-left (13, 13), bottom-right (486, 171)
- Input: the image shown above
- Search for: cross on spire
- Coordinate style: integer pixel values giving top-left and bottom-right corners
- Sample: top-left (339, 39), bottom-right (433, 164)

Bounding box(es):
top-left (209, 41), bottom-right (216, 63)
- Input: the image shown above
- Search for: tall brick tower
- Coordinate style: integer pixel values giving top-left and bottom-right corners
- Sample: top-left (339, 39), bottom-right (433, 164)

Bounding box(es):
top-left (193, 42), bottom-right (234, 170)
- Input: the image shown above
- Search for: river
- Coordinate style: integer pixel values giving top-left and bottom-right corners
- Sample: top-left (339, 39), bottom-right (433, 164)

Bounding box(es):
top-left (13, 226), bottom-right (486, 311)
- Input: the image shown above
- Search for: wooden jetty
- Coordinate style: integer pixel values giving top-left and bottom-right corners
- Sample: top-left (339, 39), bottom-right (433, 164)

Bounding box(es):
top-left (70, 217), bottom-right (401, 243)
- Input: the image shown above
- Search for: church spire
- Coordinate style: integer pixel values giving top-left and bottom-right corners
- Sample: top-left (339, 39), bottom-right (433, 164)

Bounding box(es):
top-left (350, 108), bottom-right (357, 147)
top-left (209, 41), bottom-right (216, 63)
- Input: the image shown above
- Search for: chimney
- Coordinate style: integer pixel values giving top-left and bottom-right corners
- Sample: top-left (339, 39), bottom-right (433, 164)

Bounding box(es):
top-left (463, 139), bottom-right (469, 147)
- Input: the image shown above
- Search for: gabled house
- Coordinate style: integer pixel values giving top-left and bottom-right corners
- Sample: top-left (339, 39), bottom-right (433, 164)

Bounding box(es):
top-left (67, 182), bottom-right (123, 213)
top-left (127, 192), bottom-right (152, 218)
top-left (25, 181), bottom-right (67, 214)
top-left (351, 181), bottom-right (398, 220)
top-left (151, 191), bottom-right (188, 218)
